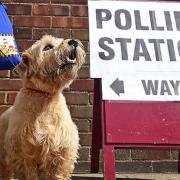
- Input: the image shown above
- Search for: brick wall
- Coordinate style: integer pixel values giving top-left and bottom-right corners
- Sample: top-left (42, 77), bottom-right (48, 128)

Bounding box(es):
top-left (1, 0), bottom-right (179, 173)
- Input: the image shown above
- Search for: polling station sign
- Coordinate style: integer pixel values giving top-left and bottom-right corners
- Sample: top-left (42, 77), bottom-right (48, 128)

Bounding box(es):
top-left (89, 1), bottom-right (180, 77)
top-left (88, 0), bottom-right (180, 101)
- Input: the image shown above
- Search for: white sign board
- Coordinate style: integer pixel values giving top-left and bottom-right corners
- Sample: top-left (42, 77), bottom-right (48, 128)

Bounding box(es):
top-left (88, 0), bottom-right (180, 101)
top-left (102, 73), bottom-right (180, 101)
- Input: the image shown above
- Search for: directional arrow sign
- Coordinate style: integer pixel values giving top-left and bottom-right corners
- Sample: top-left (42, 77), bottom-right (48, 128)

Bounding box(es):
top-left (110, 78), bottom-right (124, 96)
top-left (102, 73), bottom-right (180, 101)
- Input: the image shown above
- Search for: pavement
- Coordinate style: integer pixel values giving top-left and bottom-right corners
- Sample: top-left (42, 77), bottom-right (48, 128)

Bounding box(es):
top-left (14, 173), bottom-right (180, 180)
top-left (72, 173), bottom-right (180, 180)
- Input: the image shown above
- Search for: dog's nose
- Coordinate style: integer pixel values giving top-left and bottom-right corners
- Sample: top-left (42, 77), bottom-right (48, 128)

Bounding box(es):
top-left (68, 39), bottom-right (78, 48)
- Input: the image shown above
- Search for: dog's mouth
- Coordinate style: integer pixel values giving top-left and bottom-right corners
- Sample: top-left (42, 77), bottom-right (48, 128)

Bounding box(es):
top-left (69, 48), bottom-right (76, 60)
top-left (56, 50), bottom-right (76, 70)
top-left (63, 48), bottom-right (77, 68)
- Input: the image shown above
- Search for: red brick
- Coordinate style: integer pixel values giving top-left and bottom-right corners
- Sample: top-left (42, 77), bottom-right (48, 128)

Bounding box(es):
top-left (14, 16), bottom-right (51, 28)
top-left (0, 80), bottom-right (22, 91)
top-left (33, 4), bottom-right (70, 16)
top-left (79, 133), bottom-right (92, 146)
top-left (86, 41), bottom-right (89, 52)
top-left (72, 29), bottom-right (89, 41)
top-left (70, 80), bottom-right (94, 91)
top-left (116, 161), bottom-right (152, 173)
top-left (115, 149), bottom-right (131, 161)
top-left (33, 4), bottom-right (49, 16)
top-left (89, 93), bottom-right (93, 105)
top-left (11, 0), bottom-right (49, 2)
top-left (7, 92), bottom-right (18, 105)
top-left (33, 28), bottom-right (71, 40)
top-left (84, 53), bottom-right (90, 66)
top-left (78, 147), bottom-right (90, 161)
top-left (14, 28), bottom-right (32, 39)
top-left (52, 17), bottom-right (72, 28)
top-left (71, 5), bottom-right (88, 17)
top-left (70, 105), bottom-right (93, 118)
top-left (0, 93), bottom-right (5, 105)
top-left (152, 161), bottom-right (178, 173)
top-left (170, 150), bottom-right (178, 160)
top-left (50, 5), bottom-right (70, 16)
top-left (78, 66), bottom-right (90, 79)
top-left (2, 0), bottom-right (11, 2)
top-left (6, 4), bottom-right (31, 15)
top-left (74, 119), bottom-right (90, 132)
top-left (0, 70), bottom-right (10, 78)
top-left (16, 40), bottom-right (35, 52)
top-left (70, 40), bottom-right (89, 53)
top-left (71, 18), bottom-right (88, 29)
top-left (0, 105), bottom-right (9, 115)
top-left (52, 17), bottom-right (88, 29)
top-left (131, 149), bottom-right (170, 160)
top-left (74, 162), bottom-right (90, 173)
top-left (81, 41), bottom-right (89, 52)
top-left (10, 70), bottom-right (20, 79)
top-left (51, 0), bottom-right (87, 4)
top-left (64, 92), bottom-right (88, 105)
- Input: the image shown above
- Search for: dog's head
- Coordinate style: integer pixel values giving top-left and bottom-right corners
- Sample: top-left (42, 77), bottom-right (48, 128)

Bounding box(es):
top-left (14, 35), bottom-right (86, 92)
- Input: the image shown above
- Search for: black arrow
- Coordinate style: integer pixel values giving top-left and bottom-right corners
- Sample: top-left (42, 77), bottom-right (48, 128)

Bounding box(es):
top-left (110, 78), bottom-right (125, 96)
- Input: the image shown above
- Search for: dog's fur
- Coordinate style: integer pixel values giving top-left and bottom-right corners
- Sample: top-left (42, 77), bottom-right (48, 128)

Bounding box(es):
top-left (0, 35), bottom-right (86, 179)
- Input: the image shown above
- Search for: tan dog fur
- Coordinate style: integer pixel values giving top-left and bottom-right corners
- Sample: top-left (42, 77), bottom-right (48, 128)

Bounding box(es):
top-left (0, 35), bottom-right (86, 179)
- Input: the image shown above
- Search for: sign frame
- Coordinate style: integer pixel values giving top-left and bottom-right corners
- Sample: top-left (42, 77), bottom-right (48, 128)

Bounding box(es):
top-left (89, 0), bottom-right (180, 101)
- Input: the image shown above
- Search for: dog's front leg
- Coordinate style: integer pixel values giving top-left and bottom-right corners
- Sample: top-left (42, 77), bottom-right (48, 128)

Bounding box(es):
top-left (19, 159), bottom-right (39, 180)
top-left (19, 175), bottom-right (39, 180)
top-left (47, 147), bottom-right (78, 180)
top-left (0, 170), bottom-right (13, 180)
top-left (0, 109), bottom-right (14, 180)
top-left (0, 159), bottom-right (14, 180)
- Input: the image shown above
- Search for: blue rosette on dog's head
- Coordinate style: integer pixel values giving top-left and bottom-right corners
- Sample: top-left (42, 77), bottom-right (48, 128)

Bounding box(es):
top-left (0, 2), bottom-right (20, 70)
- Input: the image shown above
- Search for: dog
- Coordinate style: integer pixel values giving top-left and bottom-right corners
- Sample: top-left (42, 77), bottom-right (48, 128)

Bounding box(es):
top-left (0, 35), bottom-right (86, 179)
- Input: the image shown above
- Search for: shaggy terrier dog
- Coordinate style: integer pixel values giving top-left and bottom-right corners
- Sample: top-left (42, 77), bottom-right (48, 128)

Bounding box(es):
top-left (0, 35), bottom-right (86, 180)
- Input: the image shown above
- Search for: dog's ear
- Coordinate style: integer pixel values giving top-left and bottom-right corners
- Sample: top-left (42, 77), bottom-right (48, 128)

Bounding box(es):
top-left (13, 53), bottom-right (30, 77)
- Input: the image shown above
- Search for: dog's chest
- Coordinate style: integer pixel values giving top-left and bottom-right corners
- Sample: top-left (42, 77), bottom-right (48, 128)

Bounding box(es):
top-left (7, 93), bottom-right (73, 158)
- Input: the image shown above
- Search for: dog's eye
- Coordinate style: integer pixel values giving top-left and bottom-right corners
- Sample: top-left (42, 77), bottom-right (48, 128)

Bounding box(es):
top-left (43, 44), bottom-right (54, 51)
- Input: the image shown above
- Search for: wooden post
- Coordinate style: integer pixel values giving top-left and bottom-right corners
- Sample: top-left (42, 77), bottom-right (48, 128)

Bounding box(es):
top-left (91, 79), bottom-right (102, 173)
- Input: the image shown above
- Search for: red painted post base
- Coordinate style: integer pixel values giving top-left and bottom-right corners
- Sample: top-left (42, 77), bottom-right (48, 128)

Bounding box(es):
top-left (103, 145), bottom-right (116, 180)
top-left (178, 151), bottom-right (180, 173)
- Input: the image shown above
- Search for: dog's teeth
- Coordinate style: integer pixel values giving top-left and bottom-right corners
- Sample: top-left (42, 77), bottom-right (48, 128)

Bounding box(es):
top-left (57, 69), bottom-right (60, 75)
top-left (66, 57), bottom-right (76, 63)
top-left (69, 58), bottom-right (76, 63)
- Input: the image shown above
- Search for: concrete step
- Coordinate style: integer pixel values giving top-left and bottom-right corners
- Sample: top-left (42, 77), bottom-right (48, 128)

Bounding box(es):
top-left (72, 173), bottom-right (180, 180)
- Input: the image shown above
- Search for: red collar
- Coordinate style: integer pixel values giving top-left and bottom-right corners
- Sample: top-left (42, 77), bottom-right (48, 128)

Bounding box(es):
top-left (24, 87), bottom-right (50, 95)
